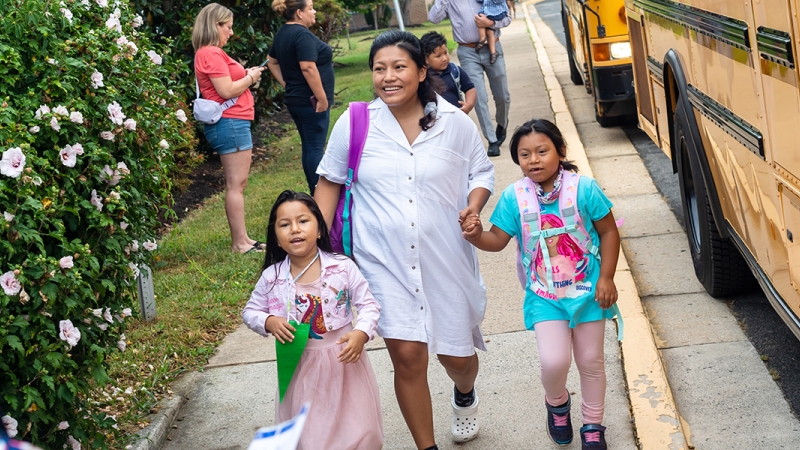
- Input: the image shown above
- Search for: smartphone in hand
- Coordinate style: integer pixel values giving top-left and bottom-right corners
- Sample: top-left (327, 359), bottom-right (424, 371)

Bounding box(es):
top-left (259, 58), bottom-right (269, 67)
top-left (310, 95), bottom-right (318, 110)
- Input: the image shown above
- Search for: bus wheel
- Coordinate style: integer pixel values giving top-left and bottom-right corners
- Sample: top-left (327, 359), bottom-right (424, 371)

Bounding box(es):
top-left (561, 7), bottom-right (583, 85)
top-left (673, 105), bottom-right (753, 296)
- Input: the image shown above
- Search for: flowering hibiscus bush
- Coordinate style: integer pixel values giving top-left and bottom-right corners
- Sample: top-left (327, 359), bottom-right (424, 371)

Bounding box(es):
top-left (0, 0), bottom-right (194, 447)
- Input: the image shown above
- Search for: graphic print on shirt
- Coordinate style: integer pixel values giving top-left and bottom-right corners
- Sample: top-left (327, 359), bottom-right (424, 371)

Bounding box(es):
top-left (529, 213), bottom-right (591, 301)
top-left (328, 285), bottom-right (351, 316)
top-left (296, 293), bottom-right (326, 339)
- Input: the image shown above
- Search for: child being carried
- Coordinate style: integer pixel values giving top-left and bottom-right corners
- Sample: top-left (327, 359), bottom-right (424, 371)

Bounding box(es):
top-left (475, 0), bottom-right (510, 64)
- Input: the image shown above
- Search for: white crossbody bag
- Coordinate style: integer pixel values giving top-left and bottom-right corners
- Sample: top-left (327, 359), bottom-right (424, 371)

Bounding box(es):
top-left (192, 78), bottom-right (239, 125)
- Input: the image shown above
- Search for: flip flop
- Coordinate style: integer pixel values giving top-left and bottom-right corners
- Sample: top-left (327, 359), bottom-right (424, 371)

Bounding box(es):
top-left (253, 240), bottom-right (266, 250)
top-left (244, 242), bottom-right (265, 254)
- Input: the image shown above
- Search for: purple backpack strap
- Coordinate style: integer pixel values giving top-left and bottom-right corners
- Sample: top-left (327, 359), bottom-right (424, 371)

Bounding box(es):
top-left (348, 102), bottom-right (369, 179)
top-left (331, 101), bottom-right (369, 255)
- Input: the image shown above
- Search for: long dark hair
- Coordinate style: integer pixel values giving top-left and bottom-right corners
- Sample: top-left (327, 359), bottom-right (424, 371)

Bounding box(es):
top-left (262, 190), bottom-right (334, 273)
top-left (509, 118), bottom-right (579, 172)
top-left (368, 30), bottom-right (439, 131)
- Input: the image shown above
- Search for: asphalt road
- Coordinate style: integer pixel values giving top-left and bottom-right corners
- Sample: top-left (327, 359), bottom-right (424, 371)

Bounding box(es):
top-left (535, 0), bottom-right (800, 420)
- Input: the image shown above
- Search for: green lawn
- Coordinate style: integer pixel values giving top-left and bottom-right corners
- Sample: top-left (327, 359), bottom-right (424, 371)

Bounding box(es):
top-left (109, 21), bottom-right (455, 436)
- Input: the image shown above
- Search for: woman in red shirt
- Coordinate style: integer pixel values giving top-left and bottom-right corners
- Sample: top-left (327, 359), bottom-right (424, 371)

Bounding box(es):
top-left (192, 3), bottom-right (266, 254)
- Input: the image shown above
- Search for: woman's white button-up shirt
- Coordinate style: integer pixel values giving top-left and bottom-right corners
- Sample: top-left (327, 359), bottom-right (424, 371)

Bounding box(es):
top-left (317, 97), bottom-right (494, 356)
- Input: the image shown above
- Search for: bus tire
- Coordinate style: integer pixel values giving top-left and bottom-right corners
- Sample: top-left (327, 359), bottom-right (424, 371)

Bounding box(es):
top-left (561, 6), bottom-right (583, 85)
top-left (673, 105), bottom-right (753, 296)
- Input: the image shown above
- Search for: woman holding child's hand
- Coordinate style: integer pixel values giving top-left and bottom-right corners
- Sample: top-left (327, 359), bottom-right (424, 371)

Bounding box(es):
top-left (315, 31), bottom-right (494, 450)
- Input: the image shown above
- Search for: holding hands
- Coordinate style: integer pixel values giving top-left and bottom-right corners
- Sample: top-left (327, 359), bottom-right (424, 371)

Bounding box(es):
top-left (460, 212), bottom-right (483, 243)
top-left (336, 330), bottom-right (368, 364)
top-left (265, 315), bottom-right (296, 344)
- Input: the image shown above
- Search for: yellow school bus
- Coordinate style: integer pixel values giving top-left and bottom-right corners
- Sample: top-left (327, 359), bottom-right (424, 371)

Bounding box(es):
top-left (625, 0), bottom-right (800, 338)
top-left (561, 0), bottom-right (636, 125)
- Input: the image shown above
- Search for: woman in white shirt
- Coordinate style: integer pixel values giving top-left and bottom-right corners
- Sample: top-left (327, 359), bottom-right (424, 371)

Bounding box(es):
top-left (315, 31), bottom-right (494, 450)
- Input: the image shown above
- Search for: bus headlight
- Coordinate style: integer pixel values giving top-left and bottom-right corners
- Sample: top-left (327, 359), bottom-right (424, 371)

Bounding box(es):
top-left (610, 42), bottom-right (632, 60)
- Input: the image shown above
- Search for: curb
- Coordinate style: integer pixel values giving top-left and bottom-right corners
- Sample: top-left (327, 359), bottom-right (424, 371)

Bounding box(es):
top-left (522, 2), bottom-right (688, 448)
top-left (127, 371), bottom-right (202, 450)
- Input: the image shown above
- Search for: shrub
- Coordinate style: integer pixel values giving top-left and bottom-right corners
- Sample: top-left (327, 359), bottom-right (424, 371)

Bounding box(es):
top-left (0, 0), bottom-right (194, 447)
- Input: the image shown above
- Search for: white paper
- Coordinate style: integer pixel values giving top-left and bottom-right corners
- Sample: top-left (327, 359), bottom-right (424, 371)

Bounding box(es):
top-left (247, 402), bottom-right (310, 450)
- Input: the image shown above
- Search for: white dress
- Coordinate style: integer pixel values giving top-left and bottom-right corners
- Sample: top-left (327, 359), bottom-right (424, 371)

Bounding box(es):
top-left (317, 97), bottom-right (495, 356)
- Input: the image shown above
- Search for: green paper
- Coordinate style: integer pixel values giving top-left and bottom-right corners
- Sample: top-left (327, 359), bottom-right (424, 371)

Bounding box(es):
top-left (276, 321), bottom-right (310, 402)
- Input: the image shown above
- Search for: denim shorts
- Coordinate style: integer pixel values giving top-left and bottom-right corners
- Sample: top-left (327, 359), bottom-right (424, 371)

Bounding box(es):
top-left (203, 117), bottom-right (253, 155)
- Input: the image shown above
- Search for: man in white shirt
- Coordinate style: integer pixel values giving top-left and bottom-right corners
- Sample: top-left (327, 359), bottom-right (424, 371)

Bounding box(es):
top-left (429, 0), bottom-right (512, 157)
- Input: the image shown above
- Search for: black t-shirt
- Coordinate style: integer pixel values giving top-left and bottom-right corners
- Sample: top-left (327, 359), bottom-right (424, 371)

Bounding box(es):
top-left (427, 63), bottom-right (474, 108)
top-left (269, 24), bottom-right (334, 107)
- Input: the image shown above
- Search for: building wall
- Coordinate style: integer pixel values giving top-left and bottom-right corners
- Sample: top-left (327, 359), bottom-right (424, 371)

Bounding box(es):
top-left (349, 0), bottom-right (432, 31)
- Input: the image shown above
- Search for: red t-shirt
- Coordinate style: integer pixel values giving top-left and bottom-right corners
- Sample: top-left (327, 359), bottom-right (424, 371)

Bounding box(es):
top-left (194, 46), bottom-right (254, 120)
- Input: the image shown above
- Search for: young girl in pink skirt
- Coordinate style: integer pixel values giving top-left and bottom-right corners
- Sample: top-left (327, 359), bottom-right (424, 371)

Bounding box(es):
top-left (242, 190), bottom-right (383, 449)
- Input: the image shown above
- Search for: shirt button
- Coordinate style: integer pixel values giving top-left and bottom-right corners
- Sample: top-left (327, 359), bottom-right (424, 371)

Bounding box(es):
top-left (322, 282), bottom-right (327, 287)
top-left (411, 222), bottom-right (415, 227)
top-left (324, 299), bottom-right (329, 304)
top-left (420, 306), bottom-right (423, 310)
top-left (412, 266), bottom-right (416, 270)
top-left (411, 245), bottom-right (415, 249)
top-left (328, 325), bottom-right (333, 331)
top-left (408, 176), bottom-right (412, 180)
top-left (326, 312), bottom-right (331, 317)
top-left (409, 199), bottom-right (413, 203)
top-left (415, 289), bottom-right (419, 293)
top-left (410, 152), bottom-right (414, 156)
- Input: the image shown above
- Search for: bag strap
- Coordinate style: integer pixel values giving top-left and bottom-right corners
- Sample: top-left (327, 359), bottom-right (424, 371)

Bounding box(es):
top-left (340, 101), bottom-right (370, 256)
top-left (348, 101), bottom-right (369, 180)
top-left (196, 77), bottom-right (239, 109)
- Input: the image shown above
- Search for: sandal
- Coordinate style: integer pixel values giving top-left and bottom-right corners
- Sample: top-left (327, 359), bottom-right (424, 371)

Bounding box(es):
top-left (474, 39), bottom-right (488, 51)
top-left (451, 388), bottom-right (480, 442)
top-left (490, 51), bottom-right (500, 64)
top-left (244, 242), bottom-right (265, 254)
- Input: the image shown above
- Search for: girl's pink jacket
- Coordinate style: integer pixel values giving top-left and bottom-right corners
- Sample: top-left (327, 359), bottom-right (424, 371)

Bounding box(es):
top-left (242, 251), bottom-right (381, 339)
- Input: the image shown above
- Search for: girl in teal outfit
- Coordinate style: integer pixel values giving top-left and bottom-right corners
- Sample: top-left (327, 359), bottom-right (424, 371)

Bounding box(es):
top-left (460, 119), bottom-right (620, 450)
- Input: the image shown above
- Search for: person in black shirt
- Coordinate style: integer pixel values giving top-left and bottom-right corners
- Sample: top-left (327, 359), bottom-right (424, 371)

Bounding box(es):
top-left (268, 0), bottom-right (334, 195)
top-left (420, 32), bottom-right (476, 115)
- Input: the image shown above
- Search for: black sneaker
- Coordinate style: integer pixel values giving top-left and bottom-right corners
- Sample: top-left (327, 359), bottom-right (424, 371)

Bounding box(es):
top-left (495, 124), bottom-right (507, 146)
top-left (546, 397), bottom-right (573, 445)
top-left (580, 424), bottom-right (607, 449)
top-left (487, 141), bottom-right (501, 157)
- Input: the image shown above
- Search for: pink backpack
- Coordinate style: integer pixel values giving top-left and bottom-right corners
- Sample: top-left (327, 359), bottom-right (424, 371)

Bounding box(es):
top-left (514, 172), bottom-right (600, 293)
top-left (330, 102), bottom-right (369, 256)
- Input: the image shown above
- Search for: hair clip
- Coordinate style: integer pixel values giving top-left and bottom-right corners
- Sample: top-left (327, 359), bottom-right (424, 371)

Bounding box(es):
top-left (424, 101), bottom-right (437, 116)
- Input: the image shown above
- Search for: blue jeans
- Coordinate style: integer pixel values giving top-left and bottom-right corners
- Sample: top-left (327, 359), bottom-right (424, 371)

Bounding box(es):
top-left (287, 104), bottom-right (330, 195)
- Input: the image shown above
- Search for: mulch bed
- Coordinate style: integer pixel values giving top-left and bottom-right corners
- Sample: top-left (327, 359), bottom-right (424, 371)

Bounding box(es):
top-left (167, 107), bottom-right (293, 223)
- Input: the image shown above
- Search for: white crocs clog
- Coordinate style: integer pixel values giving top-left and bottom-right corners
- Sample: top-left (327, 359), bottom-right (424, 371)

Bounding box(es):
top-left (451, 391), bottom-right (480, 442)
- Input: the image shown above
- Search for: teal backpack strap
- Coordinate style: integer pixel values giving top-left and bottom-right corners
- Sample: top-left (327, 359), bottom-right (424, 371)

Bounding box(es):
top-left (515, 177), bottom-right (541, 289)
top-left (559, 172), bottom-right (601, 261)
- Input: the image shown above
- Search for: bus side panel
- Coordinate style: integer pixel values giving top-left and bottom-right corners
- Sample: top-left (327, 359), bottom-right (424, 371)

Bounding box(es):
top-left (564, 0), bottom-right (587, 81)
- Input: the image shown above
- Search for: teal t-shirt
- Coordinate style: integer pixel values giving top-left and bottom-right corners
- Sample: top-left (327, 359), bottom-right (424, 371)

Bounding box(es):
top-left (490, 175), bottom-right (616, 330)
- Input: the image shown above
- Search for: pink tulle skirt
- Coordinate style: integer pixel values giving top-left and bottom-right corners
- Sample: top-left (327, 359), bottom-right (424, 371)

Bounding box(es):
top-left (275, 324), bottom-right (384, 450)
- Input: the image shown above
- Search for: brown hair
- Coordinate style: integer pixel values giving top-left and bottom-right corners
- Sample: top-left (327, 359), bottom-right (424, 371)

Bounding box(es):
top-left (191, 3), bottom-right (233, 51)
top-left (272, 0), bottom-right (309, 21)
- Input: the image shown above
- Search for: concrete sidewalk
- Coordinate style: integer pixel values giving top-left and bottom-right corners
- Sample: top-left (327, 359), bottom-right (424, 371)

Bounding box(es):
top-left (134, 5), bottom-right (676, 450)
